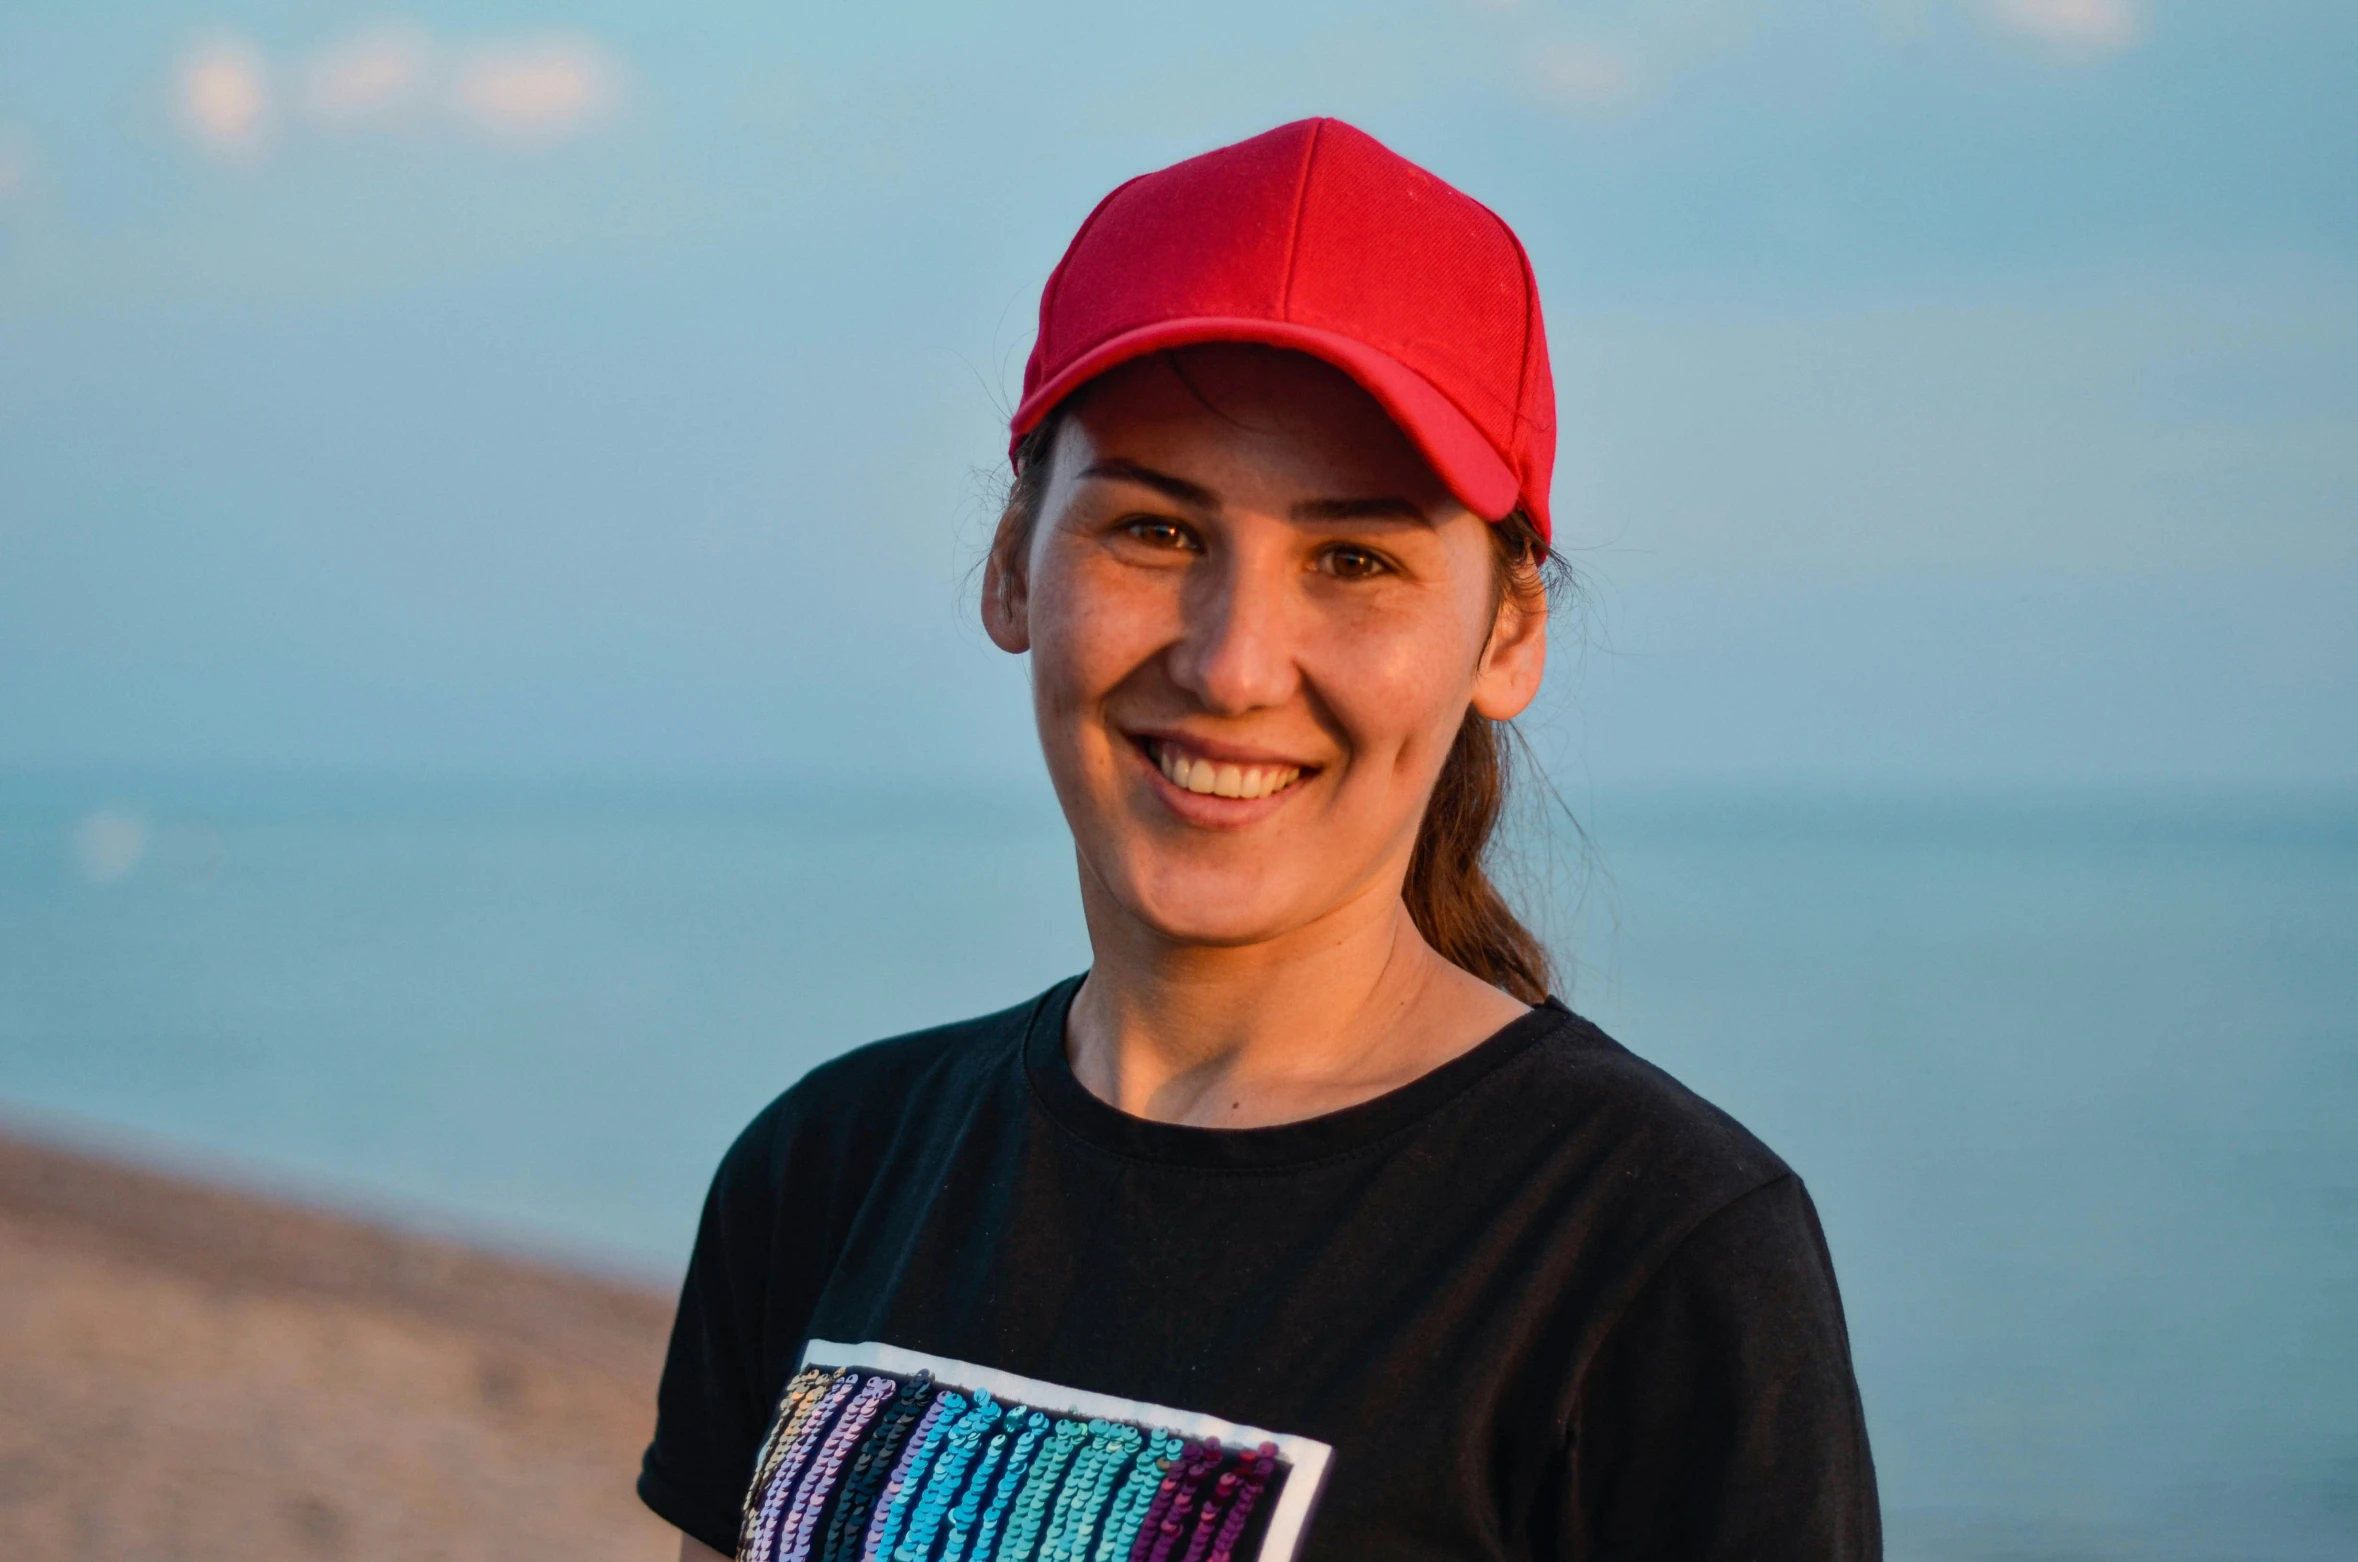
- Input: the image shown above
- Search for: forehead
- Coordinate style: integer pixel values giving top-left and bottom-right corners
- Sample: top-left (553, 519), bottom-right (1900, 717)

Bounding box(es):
top-left (1051, 345), bottom-right (1452, 509)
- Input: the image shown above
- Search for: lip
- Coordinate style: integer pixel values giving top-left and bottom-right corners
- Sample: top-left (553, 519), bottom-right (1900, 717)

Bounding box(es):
top-left (1126, 728), bottom-right (1319, 770)
top-left (1123, 728), bottom-right (1322, 825)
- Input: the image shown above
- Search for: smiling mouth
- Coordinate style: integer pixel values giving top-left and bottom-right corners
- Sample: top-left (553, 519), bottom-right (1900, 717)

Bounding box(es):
top-left (1139, 737), bottom-right (1308, 801)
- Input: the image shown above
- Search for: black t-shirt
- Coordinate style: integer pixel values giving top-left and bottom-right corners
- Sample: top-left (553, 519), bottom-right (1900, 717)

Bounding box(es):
top-left (640, 978), bottom-right (1880, 1561)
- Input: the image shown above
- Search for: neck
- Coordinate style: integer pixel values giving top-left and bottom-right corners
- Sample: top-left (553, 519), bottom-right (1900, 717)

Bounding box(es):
top-left (1066, 862), bottom-right (1529, 1129)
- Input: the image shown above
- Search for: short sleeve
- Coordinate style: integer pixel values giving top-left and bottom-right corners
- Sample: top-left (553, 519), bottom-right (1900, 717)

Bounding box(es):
top-left (638, 1107), bottom-right (801, 1554)
top-left (1561, 1174), bottom-right (1881, 1561)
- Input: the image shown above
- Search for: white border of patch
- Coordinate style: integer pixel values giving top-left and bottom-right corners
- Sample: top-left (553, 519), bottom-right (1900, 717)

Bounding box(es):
top-left (799, 1338), bottom-right (1333, 1562)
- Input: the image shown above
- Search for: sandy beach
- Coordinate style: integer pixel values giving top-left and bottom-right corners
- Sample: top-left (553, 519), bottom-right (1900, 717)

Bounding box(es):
top-left (0, 1127), bottom-right (681, 1559)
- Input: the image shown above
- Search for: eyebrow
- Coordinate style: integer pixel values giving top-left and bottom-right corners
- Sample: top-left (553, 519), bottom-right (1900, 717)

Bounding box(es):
top-left (1080, 459), bottom-right (1218, 510)
top-left (1081, 458), bottom-right (1430, 525)
top-left (1290, 495), bottom-right (1431, 524)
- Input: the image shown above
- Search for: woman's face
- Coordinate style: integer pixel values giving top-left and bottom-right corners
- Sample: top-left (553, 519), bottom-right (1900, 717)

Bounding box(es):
top-left (985, 345), bottom-right (1547, 950)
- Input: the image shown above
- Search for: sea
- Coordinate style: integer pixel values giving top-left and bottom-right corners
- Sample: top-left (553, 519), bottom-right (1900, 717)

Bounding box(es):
top-left (1, 774), bottom-right (2351, 1562)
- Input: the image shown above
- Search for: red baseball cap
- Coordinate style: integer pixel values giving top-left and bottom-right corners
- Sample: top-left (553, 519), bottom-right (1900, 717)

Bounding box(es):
top-left (1012, 118), bottom-right (1557, 541)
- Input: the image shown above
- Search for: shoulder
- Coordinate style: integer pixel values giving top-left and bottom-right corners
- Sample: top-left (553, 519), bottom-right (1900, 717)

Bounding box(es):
top-left (1464, 1003), bottom-right (1796, 1240)
top-left (779, 984), bottom-right (1048, 1121)
top-left (1533, 1005), bottom-right (1789, 1182)
top-left (706, 981), bottom-right (1063, 1208)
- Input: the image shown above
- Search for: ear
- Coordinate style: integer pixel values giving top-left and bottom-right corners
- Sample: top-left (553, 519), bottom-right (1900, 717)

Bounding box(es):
top-left (982, 533), bottom-right (1031, 654)
top-left (1470, 581), bottom-right (1547, 721)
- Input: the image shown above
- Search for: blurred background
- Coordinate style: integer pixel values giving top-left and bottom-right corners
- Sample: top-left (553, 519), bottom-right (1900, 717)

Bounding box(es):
top-left (1, 1), bottom-right (2352, 1558)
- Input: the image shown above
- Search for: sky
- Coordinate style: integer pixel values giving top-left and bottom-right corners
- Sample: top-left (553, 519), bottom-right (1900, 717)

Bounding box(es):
top-left (1, 0), bottom-right (2352, 796)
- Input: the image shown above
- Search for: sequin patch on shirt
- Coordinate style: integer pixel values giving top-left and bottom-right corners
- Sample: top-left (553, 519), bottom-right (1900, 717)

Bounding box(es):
top-left (735, 1338), bottom-right (1332, 1562)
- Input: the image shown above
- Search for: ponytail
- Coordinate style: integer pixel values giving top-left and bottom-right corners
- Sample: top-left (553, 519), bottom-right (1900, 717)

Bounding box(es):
top-left (1403, 507), bottom-right (1557, 1004)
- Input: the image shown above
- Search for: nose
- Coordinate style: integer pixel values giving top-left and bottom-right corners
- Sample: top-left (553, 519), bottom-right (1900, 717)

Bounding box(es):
top-left (1168, 540), bottom-right (1299, 716)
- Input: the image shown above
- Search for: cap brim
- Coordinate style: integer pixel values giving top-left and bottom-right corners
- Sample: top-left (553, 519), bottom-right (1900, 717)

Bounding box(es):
top-left (1010, 317), bottom-right (1524, 526)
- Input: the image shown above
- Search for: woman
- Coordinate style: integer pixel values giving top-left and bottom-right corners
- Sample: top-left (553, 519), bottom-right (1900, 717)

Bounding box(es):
top-left (641, 119), bottom-right (1878, 1562)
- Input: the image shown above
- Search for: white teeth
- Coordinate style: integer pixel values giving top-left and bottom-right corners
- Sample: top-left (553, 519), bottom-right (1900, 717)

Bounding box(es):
top-left (1154, 743), bottom-right (1302, 800)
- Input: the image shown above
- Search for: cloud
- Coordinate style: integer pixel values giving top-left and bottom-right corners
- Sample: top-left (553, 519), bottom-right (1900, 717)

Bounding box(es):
top-left (0, 134), bottom-right (29, 201)
top-left (1532, 41), bottom-right (1643, 111)
top-left (302, 26), bottom-right (433, 127)
top-left (1987, 0), bottom-right (2142, 55)
top-left (174, 36), bottom-right (271, 160)
top-left (172, 25), bottom-right (627, 161)
top-left (449, 37), bottom-right (621, 145)
top-left (71, 810), bottom-right (150, 885)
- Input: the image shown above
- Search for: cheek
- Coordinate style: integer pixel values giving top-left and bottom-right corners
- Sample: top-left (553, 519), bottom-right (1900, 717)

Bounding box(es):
top-left (1025, 551), bottom-right (1174, 738)
top-left (1308, 596), bottom-right (1488, 784)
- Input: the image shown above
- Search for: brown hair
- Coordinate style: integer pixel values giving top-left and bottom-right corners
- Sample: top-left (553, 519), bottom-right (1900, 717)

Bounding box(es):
top-left (990, 415), bottom-right (1566, 1005)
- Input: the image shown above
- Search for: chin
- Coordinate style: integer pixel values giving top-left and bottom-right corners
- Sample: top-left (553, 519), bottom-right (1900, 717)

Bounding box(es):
top-left (1099, 853), bottom-right (1321, 949)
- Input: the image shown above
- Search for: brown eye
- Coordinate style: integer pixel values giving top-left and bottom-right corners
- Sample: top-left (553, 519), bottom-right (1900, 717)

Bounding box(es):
top-left (1125, 517), bottom-right (1196, 551)
top-left (1321, 544), bottom-right (1389, 579)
